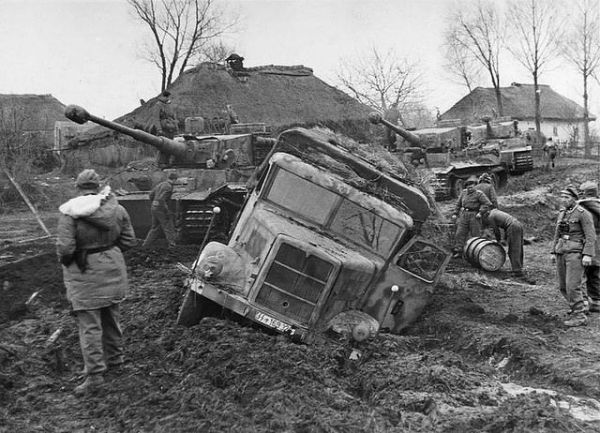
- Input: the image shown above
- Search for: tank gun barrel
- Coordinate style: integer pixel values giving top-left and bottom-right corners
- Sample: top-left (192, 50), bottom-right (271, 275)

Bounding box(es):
top-left (368, 112), bottom-right (422, 147)
top-left (64, 104), bottom-right (188, 157)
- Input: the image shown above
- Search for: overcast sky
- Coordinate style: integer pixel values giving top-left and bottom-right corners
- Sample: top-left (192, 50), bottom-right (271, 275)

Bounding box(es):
top-left (0, 0), bottom-right (597, 122)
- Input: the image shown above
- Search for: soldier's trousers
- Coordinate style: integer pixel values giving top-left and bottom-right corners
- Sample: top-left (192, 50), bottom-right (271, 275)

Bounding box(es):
top-left (506, 221), bottom-right (524, 273)
top-left (556, 252), bottom-right (586, 312)
top-left (77, 304), bottom-right (124, 375)
top-left (584, 265), bottom-right (600, 306)
top-left (453, 211), bottom-right (481, 252)
top-left (143, 206), bottom-right (176, 248)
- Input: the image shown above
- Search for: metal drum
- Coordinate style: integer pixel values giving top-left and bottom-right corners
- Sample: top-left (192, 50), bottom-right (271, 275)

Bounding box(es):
top-left (464, 237), bottom-right (506, 272)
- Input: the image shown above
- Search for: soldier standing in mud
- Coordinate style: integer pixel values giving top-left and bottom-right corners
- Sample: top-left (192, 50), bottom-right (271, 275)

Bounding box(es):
top-left (578, 181), bottom-right (600, 313)
top-left (476, 173), bottom-right (498, 209)
top-left (56, 169), bottom-right (137, 394)
top-left (543, 138), bottom-right (558, 169)
top-left (451, 175), bottom-right (492, 258)
top-left (551, 185), bottom-right (596, 327)
top-left (142, 172), bottom-right (178, 249)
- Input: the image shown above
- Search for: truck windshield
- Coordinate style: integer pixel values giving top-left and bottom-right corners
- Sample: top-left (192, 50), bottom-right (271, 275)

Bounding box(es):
top-left (265, 167), bottom-right (403, 256)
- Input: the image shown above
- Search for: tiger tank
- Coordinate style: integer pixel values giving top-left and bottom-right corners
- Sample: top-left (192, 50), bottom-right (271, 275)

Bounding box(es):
top-left (64, 105), bottom-right (277, 244)
top-left (370, 112), bottom-right (508, 199)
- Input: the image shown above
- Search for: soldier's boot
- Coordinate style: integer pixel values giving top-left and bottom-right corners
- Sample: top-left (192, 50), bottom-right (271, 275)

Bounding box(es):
top-left (74, 374), bottom-right (104, 395)
top-left (563, 312), bottom-right (588, 327)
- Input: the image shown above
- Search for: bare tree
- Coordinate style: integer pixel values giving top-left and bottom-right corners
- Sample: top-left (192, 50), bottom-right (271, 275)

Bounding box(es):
top-left (127, 0), bottom-right (237, 91)
top-left (506, 0), bottom-right (565, 138)
top-left (336, 47), bottom-right (423, 113)
top-left (560, 0), bottom-right (600, 157)
top-left (443, 27), bottom-right (483, 93)
top-left (446, 0), bottom-right (506, 116)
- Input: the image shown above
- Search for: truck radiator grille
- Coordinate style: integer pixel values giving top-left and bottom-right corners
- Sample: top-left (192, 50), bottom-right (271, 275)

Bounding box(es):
top-left (255, 243), bottom-right (334, 325)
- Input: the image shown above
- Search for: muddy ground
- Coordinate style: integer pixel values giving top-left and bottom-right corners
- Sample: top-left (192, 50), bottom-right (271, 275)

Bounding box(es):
top-left (1, 158), bottom-right (600, 432)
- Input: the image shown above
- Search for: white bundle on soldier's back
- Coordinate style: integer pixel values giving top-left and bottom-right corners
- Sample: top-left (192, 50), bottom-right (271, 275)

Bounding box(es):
top-left (59, 186), bottom-right (112, 218)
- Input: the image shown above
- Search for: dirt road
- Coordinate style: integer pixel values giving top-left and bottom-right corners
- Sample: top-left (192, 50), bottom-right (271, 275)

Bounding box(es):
top-left (1, 158), bottom-right (600, 432)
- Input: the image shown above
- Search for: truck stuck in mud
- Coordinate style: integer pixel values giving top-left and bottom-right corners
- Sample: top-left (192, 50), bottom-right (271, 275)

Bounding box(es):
top-left (176, 127), bottom-right (450, 347)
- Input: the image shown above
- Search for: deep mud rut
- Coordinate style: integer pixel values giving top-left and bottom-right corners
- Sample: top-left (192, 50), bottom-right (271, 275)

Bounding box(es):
top-left (1, 158), bottom-right (600, 432)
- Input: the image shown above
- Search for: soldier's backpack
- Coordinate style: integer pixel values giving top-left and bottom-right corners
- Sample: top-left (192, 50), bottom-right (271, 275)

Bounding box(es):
top-left (579, 198), bottom-right (600, 233)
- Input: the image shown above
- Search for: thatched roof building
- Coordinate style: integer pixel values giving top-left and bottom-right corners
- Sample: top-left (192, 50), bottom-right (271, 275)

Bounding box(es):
top-left (0, 94), bottom-right (66, 143)
top-left (63, 62), bottom-right (374, 173)
top-left (441, 83), bottom-right (596, 123)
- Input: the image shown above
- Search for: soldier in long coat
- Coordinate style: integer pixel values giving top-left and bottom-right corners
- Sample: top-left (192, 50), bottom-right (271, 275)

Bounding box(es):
top-left (57, 169), bottom-right (137, 394)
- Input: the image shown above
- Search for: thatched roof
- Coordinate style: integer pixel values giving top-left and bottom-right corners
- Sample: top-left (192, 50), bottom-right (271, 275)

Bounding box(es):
top-left (72, 62), bottom-right (373, 146)
top-left (441, 83), bottom-right (596, 123)
top-left (0, 94), bottom-right (66, 133)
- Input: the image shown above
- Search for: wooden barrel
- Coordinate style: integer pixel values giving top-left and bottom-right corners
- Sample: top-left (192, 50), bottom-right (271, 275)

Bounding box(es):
top-left (464, 237), bottom-right (506, 272)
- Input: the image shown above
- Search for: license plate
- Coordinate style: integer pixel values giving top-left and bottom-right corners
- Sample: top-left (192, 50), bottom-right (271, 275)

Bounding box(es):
top-left (255, 312), bottom-right (292, 333)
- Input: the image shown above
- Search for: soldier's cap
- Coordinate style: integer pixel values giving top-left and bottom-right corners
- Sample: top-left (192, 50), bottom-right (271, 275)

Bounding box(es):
top-left (560, 185), bottom-right (579, 199)
top-left (168, 172), bottom-right (178, 180)
top-left (579, 181), bottom-right (598, 196)
top-left (76, 169), bottom-right (101, 190)
top-left (465, 175), bottom-right (478, 186)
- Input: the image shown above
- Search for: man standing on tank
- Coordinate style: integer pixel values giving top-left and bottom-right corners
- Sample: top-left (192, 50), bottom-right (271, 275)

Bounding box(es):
top-left (143, 172), bottom-right (178, 249)
top-left (57, 169), bottom-right (136, 394)
top-left (148, 90), bottom-right (179, 166)
top-left (383, 102), bottom-right (402, 152)
top-left (451, 175), bottom-right (492, 258)
top-left (551, 185), bottom-right (596, 327)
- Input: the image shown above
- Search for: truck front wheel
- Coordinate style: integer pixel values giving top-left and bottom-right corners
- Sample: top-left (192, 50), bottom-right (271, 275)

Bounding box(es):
top-left (176, 288), bottom-right (219, 327)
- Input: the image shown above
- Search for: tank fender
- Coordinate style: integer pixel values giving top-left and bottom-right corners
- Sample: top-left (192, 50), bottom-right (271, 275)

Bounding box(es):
top-left (192, 242), bottom-right (247, 295)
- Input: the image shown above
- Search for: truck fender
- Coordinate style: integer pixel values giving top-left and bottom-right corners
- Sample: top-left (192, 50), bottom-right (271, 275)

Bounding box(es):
top-left (326, 310), bottom-right (380, 342)
top-left (192, 242), bottom-right (247, 294)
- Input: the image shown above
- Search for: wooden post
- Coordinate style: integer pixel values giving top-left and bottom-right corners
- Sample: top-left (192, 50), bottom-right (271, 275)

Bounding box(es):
top-left (2, 168), bottom-right (52, 237)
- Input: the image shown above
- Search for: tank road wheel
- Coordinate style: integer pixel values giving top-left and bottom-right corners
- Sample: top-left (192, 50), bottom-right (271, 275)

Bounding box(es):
top-left (176, 288), bottom-right (220, 327)
top-left (451, 178), bottom-right (465, 199)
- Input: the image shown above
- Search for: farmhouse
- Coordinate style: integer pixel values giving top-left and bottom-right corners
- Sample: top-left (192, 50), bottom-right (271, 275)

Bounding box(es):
top-left (441, 83), bottom-right (596, 148)
top-left (62, 61), bottom-right (373, 173)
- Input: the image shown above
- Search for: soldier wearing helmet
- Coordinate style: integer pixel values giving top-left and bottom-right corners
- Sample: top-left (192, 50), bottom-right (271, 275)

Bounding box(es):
top-left (451, 175), bottom-right (492, 258)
